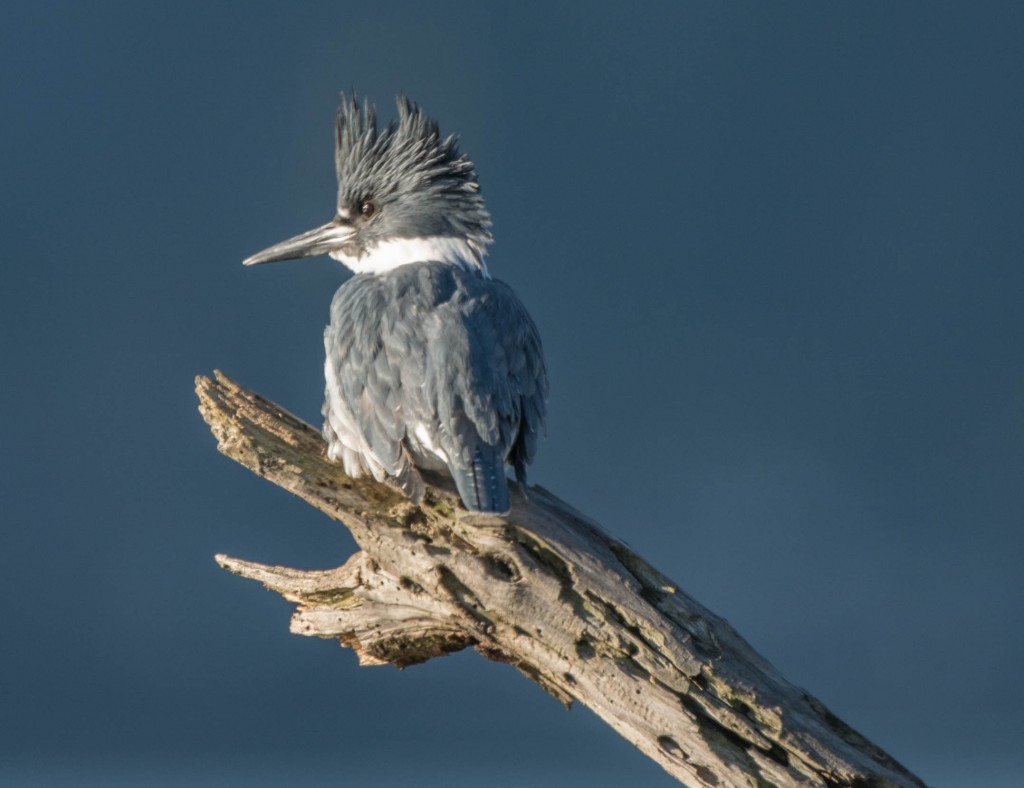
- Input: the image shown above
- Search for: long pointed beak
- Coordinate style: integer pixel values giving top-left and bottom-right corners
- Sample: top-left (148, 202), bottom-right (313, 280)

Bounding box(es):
top-left (242, 219), bottom-right (355, 266)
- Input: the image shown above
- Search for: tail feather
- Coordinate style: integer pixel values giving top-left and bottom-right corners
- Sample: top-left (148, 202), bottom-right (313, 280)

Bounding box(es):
top-left (451, 448), bottom-right (509, 514)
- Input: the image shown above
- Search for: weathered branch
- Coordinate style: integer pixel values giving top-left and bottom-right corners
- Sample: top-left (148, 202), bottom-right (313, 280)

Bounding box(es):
top-left (198, 370), bottom-right (924, 787)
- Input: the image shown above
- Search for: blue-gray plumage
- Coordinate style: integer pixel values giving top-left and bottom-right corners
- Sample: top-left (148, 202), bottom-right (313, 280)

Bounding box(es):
top-left (243, 94), bottom-right (547, 513)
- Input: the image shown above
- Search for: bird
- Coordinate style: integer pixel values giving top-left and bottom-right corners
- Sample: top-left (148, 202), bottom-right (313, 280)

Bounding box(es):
top-left (243, 94), bottom-right (547, 514)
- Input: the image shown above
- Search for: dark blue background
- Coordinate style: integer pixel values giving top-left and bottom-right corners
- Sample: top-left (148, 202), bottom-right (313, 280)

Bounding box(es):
top-left (3, 2), bottom-right (1021, 785)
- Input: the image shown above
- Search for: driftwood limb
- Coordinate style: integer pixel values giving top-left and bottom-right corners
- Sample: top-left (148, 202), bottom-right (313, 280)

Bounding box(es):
top-left (198, 370), bottom-right (924, 787)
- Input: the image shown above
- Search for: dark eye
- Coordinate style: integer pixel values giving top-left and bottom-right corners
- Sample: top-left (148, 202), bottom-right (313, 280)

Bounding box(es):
top-left (360, 199), bottom-right (377, 218)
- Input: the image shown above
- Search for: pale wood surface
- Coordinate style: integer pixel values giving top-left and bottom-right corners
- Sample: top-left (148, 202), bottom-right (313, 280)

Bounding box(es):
top-left (197, 370), bottom-right (925, 787)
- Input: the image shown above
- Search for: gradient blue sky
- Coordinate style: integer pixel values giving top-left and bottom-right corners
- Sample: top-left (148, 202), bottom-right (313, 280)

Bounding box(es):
top-left (2, 2), bottom-right (1022, 786)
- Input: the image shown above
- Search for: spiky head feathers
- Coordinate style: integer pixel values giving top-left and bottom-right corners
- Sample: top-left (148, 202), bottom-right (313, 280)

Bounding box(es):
top-left (333, 95), bottom-right (492, 258)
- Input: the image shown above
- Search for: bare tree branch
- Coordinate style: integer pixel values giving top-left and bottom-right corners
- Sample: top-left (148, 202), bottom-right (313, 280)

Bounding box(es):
top-left (198, 370), bottom-right (924, 787)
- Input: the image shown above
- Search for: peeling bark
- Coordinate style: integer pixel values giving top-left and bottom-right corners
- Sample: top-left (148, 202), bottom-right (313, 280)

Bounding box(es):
top-left (198, 370), bottom-right (925, 787)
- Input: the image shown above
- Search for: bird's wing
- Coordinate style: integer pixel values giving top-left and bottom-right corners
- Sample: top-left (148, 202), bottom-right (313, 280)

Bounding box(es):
top-left (424, 271), bottom-right (548, 508)
top-left (488, 279), bottom-right (548, 485)
top-left (324, 275), bottom-right (425, 498)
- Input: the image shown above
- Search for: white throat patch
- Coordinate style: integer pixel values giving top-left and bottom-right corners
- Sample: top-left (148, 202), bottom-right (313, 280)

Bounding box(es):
top-left (331, 236), bottom-right (488, 276)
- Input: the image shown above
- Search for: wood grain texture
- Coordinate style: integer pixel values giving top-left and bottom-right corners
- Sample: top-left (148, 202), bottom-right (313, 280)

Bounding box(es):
top-left (198, 371), bottom-right (925, 787)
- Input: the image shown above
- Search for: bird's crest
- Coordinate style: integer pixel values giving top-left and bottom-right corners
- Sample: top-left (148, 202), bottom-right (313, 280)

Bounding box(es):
top-left (334, 93), bottom-right (492, 253)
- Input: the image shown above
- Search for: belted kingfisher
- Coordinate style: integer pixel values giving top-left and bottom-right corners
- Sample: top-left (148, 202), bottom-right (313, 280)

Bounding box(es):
top-left (243, 94), bottom-right (547, 514)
